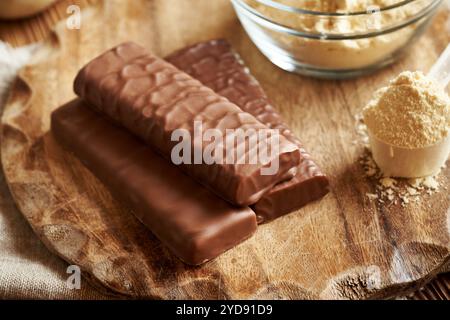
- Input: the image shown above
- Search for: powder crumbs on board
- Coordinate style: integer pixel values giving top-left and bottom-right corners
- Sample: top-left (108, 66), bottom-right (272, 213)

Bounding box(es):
top-left (355, 115), bottom-right (444, 207)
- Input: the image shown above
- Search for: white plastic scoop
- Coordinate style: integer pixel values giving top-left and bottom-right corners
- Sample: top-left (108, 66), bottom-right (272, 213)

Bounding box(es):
top-left (367, 43), bottom-right (450, 178)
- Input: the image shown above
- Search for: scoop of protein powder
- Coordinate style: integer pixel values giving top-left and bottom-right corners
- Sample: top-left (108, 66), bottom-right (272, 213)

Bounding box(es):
top-left (363, 70), bottom-right (450, 178)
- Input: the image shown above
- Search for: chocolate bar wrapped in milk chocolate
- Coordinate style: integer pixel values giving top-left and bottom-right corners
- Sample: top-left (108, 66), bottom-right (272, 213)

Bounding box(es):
top-left (51, 99), bottom-right (257, 265)
top-left (166, 40), bottom-right (329, 223)
top-left (74, 42), bottom-right (300, 206)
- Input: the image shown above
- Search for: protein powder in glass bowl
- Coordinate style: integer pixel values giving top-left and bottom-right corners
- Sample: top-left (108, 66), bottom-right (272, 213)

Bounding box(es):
top-left (231, 0), bottom-right (444, 78)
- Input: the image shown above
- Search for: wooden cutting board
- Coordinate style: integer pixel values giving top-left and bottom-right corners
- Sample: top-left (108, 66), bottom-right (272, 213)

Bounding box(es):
top-left (1, 0), bottom-right (449, 299)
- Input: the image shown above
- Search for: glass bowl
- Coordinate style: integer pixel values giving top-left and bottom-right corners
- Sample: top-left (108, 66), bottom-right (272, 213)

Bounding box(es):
top-left (231, 0), bottom-right (444, 78)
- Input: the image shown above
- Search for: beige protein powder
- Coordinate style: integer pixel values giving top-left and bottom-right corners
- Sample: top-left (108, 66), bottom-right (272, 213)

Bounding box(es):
top-left (364, 71), bottom-right (450, 148)
top-left (363, 71), bottom-right (450, 178)
top-left (249, 0), bottom-right (428, 69)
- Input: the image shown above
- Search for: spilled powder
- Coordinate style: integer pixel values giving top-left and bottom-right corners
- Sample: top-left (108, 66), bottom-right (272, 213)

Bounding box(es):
top-left (356, 115), bottom-right (445, 207)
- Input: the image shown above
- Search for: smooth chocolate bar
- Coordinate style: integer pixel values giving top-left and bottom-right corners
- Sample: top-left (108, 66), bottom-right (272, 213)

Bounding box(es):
top-left (166, 39), bottom-right (329, 223)
top-left (74, 42), bottom-right (301, 206)
top-left (51, 99), bottom-right (257, 265)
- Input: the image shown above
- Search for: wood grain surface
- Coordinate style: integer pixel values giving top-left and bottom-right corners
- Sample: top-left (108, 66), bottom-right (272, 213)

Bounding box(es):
top-left (0, 0), bottom-right (449, 299)
top-left (0, 0), bottom-right (97, 46)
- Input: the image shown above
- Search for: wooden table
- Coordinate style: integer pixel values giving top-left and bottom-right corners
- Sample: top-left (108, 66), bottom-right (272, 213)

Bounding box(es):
top-left (0, 0), bottom-right (448, 300)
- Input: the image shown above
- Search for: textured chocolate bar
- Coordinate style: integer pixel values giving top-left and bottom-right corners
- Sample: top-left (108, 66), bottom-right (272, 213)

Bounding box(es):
top-left (166, 39), bottom-right (329, 223)
top-left (74, 42), bottom-right (300, 206)
top-left (51, 99), bottom-right (257, 265)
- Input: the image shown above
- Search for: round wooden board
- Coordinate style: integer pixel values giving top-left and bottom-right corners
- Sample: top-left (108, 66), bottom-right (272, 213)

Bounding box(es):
top-left (1, 0), bottom-right (449, 299)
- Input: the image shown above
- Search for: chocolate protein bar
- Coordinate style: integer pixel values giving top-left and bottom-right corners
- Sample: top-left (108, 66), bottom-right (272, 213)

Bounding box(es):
top-left (51, 99), bottom-right (257, 265)
top-left (166, 39), bottom-right (329, 223)
top-left (74, 42), bottom-right (300, 206)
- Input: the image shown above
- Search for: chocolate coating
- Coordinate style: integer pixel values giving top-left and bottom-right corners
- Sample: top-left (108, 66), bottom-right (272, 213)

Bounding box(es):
top-left (51, 99), bottom-right (257, 265)
top-left (166, 39), bottom-right (329, 223)
top-left (73, 42), bottom-right (300, 206)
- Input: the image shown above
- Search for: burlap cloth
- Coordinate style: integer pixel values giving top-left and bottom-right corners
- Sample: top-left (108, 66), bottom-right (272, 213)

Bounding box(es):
top-left (0, 42), bottom-right (109, 299)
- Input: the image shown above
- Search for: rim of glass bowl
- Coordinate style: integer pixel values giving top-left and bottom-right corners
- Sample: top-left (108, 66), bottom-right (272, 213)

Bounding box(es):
top-left (254, 0), bottom-right (418, 16)
top-left (232, 0), bottom-right (443, 40)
